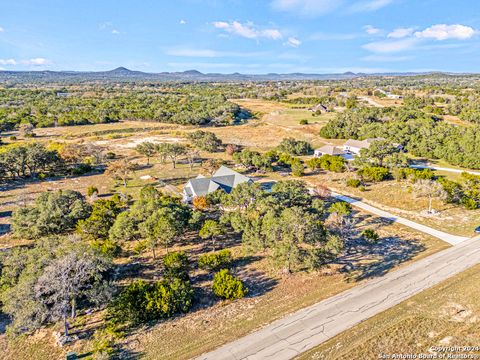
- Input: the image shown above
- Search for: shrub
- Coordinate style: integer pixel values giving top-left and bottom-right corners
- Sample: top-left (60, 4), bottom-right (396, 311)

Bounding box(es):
top-left (318, 154), bottom-right (345, 172)
top-left (9, 136), bottom-right (16, 141)
top-left (212, 269), bottom-right (247, 300)
top-left (361, 229), bottom-right (380, 243)
top-left (87, 186), bottom-right (99, 197)
top-left (357, 166), bottom-right (390, 182)
top-left (72, 163), bottom-right (93, 175)
top-left (192, 196), bottom-right (208, 210)
top-left (163, 251), bottom-right (190, 281)
top-left (291, 160), bottom-right (305, 177)
top-left (187, 130), bottom-right (222, 152)
top-left (108, 278), bottom-right (193, 324)
top-left (198, 249), bottom-right (232, 272)
top-left (225, 144), bottom-right (239, 156)
top-left (277, 137), bottom-right (313, 155)
top-left (346, 178), bottom-right (362, 188)
top-left (91, 238), bottom-right (121, 257)
top-left (299, 119), bottom-right (309, 125)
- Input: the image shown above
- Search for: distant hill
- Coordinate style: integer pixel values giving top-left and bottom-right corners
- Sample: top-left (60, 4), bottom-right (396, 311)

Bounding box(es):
top-left (0, 67), bottom-right (473, 84)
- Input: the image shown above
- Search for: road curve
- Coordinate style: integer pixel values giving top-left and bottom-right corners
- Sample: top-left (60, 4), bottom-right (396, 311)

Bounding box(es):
top-left (410, 164), bottom-right (480, 176)
top-left (330, 192), bottom-right (469, 245)
top-left (196, 236), bottom-right (480, 360)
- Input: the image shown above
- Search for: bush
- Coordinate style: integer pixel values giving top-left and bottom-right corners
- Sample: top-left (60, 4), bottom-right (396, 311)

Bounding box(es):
top-left (212, 269), bottom-right (247, 300)
top-left (299, 119), bottom-right (309, 125)
top-left (87, 186), bottom-right (99, 197)
top-left (187, 130), bottom-right (222, 152)
top-left (291, 160), bottom-right (305, 177)
top-left (277, 137), bottom-right (313, 155)
top-left (357, 166), bottom-right (390, 182)
top-left (346, 178), bottom-right (362, 188)
top-left (108, 278), bottom-right (193, 324)
top-left (192, 196), bottom-right (208, 210)
top-left (72, 163), bottom-right (93, 175)
top-left (198, 249), bottom-right (232, 272)
top-left (9, 136), bottom-right (16, 141)
top-left (318, 154), bottom-right (345, 173)
top-left (163, 251), bottom-right (190, 281)
top-left (361, 229), bottom-right (380, 243)
top-left (91, 238), bottom-right (121, 257)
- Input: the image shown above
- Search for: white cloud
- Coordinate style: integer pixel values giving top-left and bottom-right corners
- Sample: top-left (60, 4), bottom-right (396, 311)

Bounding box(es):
top-left (22, 58), bottom-right (51, 66)
top-left (286, 37), bottom-right (301, 47)
top-left (0, 27), bottom-right (4, 32)
top-left (364, 25), bottom-right (381, 35)
top-left (179, 20), bottom-right (187, 25)
top-left (363, 37), bottom-right (418, 53)
top-left (212, 21), bottom-right (283, 40)
top-left (414, 24), bottom-right (475, 40)
top-left (271, 0), bottom-right (343, 16)
top-left (349, 0), bottom-right (393, 12)
top-left (0, 59), bottom-right (17, 65)
top-left (111, 29), bottom-right (120, 35)
top-left (388, 27), bottom-right (414, 38)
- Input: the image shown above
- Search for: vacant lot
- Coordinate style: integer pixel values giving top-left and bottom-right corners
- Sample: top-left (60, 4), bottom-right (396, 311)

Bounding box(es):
top-left (306, 172), bottom-right (480, 237)
top-left (298, 264), bottom-right (480, 360)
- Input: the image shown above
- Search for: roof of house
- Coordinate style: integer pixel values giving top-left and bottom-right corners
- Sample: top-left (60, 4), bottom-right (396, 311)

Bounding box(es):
top-left (315, 145), bottom-right (345, 156)
top-left (344, 138), bottom-right (385, 150)
top-left (343, 139), bottom-right (370, 149)
top-left (185, 166), bottom-right (251, 197)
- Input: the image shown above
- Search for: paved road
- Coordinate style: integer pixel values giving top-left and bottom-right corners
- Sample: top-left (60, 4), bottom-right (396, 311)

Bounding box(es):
top-left (197, 236), bottom-right (480, 360)
top-left (330, 192), bottom-right (469, 245)
top-left (410, 164), bottom-right (480, 176)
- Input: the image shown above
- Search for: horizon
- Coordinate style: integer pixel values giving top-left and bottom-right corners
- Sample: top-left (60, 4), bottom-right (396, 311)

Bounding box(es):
top-left (0, 65), bottom-right (476, 76)
top-left (1, 0), bottom-right (479, 74)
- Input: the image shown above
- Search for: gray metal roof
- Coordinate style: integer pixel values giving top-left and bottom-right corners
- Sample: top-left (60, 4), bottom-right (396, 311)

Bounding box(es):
top-left (185, 166), bottom-right (251, 198)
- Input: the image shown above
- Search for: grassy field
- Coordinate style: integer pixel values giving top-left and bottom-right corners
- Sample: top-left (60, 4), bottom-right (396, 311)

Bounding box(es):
top-left (298, 264), bottom-right (480, 360)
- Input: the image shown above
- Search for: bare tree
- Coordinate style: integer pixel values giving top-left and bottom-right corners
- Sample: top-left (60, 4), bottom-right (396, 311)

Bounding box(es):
top-left (412, 179), bottom-right (447, 213)
top-left (34, 249), bottom-right (111, 336)
top-left (105, 158), bottom-right (136, 187)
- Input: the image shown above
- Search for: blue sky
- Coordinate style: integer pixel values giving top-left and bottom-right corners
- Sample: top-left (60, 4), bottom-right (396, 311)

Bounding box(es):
top-left (1, 0), bottom-right (480, 73)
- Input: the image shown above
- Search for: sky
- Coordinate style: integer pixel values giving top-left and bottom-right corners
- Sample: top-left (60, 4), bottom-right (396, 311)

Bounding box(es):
top-left (1, 0), bottom-right (480, 74)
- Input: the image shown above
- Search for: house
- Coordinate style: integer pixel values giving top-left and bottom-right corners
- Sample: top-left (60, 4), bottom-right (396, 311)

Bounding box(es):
top-left (183, 166), bottom-right (252, 202)
top-left (343, 138), bottom-right (387, 155)
top-left (309, 104), bottom-right (330, 113)
top-left (314, 145), bottom-right (345, 157)
top-left (374, 88), bottom-right (402, 100)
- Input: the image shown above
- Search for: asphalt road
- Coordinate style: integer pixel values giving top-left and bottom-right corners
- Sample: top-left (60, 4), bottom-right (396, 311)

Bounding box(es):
top-left (330, 191), bottom-right (469, 245)
top-left (196, 236), bottom-right (480, 360)
top-left (410, 164), bottom-right (480, 176)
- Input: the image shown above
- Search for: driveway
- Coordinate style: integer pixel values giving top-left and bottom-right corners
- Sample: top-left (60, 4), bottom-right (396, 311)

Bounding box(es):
top-left (410, 164), bottom-right (480, 176)
top-left (196, 236), bottom-right (480, 360)
top-left (330, 192), bottom-right (469, 245)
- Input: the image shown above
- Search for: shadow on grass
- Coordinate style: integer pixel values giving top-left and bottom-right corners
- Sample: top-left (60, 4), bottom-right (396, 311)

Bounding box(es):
top-left (339, 235), bottom-right (425, 282)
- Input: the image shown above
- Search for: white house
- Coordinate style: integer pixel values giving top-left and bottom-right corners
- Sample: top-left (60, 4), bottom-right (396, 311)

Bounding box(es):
top-left (183, 166), bottom-right (252, 202)
top-left (314, 145), bottom-right (345, 157)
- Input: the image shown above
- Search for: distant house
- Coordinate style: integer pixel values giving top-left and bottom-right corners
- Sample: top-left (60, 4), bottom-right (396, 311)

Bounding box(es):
top-left (56, 92), bottom-right (69, 98)
top-left (183, 166), bottom-right (253, 202)
top-left (343, 138), bottom-right (385, 155)
top-left (309, 104), bottom-right (330, 113)
top-left (374, 88), bottom-right (402, 100)
top-left (314, 145), bottom-right (345, 157)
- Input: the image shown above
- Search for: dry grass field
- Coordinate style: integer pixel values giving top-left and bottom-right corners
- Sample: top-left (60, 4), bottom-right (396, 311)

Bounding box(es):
top-left (298, 264), bottom-right (480, 360)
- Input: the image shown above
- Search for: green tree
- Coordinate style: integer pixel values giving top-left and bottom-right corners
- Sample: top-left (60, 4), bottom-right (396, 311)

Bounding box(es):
top-left (12, 190), bottom-right (91, 239)
top-left (135, 142), bottom-right (157, 165)
top-left (199, 219), bottom-right (224, 251)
